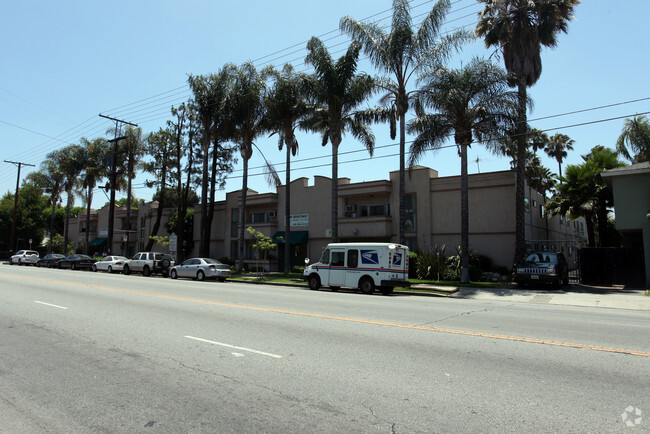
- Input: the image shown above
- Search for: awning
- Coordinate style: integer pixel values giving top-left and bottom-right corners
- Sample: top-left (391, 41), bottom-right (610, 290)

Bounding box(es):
top-left (272, 231), bottom-right (308, 244)
top-left (89, 237), bottom-right (107, 246)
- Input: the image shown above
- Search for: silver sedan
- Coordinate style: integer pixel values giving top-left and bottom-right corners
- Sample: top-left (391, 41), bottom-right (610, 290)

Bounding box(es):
top-left (92, 256), bottom-right (129, 273)
top-left (169, 258), bottom-right (231, 282)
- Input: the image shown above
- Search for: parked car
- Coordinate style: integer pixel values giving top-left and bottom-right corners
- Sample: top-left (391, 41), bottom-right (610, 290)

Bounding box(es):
top-left (36, 253), bottom-right (65, 268)
top-left (123, 252), bottom-right (175, 277)
top-left (170, 258), bottom-right (231, 281)
top-left (92, 255), bottom-right (128, 273)
top-left (515, 252), bottom-right (569, 288)
top-left (57, 254), bottom-right (96, 270)
top-left (9, 250), bottom-right (40, 265)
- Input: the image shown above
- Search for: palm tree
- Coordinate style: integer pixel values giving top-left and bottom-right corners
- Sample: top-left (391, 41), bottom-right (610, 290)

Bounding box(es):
top-left (188, 66), bottom-right (236, 257)
top-left (341, 0), bottom-right (470, 245)
top-left (304, 37), bottom-right (377, 243)
top-left (79, 137), bottom-right (109, 254)
top-left (476, 0), bottom-right (579, 267)
top-left (28, 158), bottom-right (65, 253)
top-left (544, 132), bottom-right (575, 179)
top-left (616, 115), bottom-right (650, 163)
top-left (229, 62), bottom-right (271, 271)
top-left (55, 144), bottom-right (87, 252)
top-left (407, 58), bottom-right (516, 282)
top-left (119, 126), bottom-right (145, 256)
top-left (265, 64), bottom-right (311, 273)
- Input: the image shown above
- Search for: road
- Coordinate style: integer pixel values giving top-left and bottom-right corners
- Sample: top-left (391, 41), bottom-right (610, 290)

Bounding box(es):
top-left (1, 265), bottom-right (648, 432)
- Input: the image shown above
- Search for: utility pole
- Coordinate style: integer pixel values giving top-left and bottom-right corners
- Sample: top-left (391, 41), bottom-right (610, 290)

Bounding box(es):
top-left (4, 160), bottom-right (35, 252)
top-left (99, 114), bottom-right (137, 255)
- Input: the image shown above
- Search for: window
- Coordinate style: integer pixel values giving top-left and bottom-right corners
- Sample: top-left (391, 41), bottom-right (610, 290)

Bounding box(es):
top-left (348, 250), bottom-right (359, 268)
top-left (331, 251), bottom-right (345, 267)
top-left (320, 249), bottom-right (330, 264)
top-left (360, 204), bottom-right (390, 217)
top-left (230, 240), bottom-right (239, 260)
top-left (524, 197), bottom-right (530, 212)
top-left (231, 209), bottom-right (239, 237)
top-left (250, 212), bottom-right (268, 223)
top-left (405, 194), bottom-right (416, 232)
top-left (540, 205), bottom-right (546, 219)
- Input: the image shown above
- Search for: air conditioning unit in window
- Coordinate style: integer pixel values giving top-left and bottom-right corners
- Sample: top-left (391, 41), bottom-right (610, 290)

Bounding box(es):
top-left (268, 211), bottom-right (277, 218)
top-left (345, 204), bottom-right (356, 213)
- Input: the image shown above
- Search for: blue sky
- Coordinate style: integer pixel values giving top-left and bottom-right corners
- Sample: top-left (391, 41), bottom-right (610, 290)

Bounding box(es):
top-left (1, 0), bottom-right (649, 206)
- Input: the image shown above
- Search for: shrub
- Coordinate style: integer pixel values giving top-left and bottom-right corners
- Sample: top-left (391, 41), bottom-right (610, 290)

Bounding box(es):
top-left (292, 266), bottom-right (305, 274)
top-left (415, 245), bottom-right (448, 280)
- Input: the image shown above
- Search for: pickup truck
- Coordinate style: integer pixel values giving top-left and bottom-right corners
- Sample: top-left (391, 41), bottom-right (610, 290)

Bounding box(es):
top-left (123, 252), bottom-right (175, 277)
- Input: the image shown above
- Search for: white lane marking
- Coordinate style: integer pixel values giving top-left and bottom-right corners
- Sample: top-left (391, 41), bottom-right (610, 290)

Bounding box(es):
top-left (185, 336), bottom-right (282, 359)
top-left (34, 301), bottom-right (68, 310)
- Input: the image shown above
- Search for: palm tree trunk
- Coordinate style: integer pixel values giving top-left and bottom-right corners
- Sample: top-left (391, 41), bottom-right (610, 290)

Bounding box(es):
top-left (284, 145), bottom-right (291, 273)
top-left (64, 191), bottom-right (72, 255)
top-left (460, 142), bottom-right (470, 283)
top-left (205, 141), bottom-right (220, 257)
top-left (199, 137), bottom-right (209, 257)
top-left (513, 78), bottom-right (528, 271)
top-left (48, 194), bottom-right (57, 254)
top-left (238, 157), bottom-right (249, 271)
top-left (399, 113), bottom-right (406, 245)
top-left (331, 140), bottom-right (340, 243)
top-left (85, 185), bottom-right (92, 255)
top-left (125, 152), bottom-right (134, 256)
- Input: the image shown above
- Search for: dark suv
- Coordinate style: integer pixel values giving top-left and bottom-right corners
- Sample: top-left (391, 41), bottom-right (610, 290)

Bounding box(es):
top-left (515, 252), bottom-right (569, 288)
top-left (123, 252), bottom-right (175, 277)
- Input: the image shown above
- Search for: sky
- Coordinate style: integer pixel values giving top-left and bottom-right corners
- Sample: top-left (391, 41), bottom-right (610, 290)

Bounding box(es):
top-left (1, 0), bottom-right (649, 207)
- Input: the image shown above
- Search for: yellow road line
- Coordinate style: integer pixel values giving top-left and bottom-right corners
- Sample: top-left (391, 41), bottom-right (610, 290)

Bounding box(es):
top-left (4, 272), bottom-right (650, 358)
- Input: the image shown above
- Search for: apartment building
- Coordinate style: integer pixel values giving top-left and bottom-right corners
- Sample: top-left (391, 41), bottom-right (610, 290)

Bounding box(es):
top-left (69, 166), bottom-right (585, 271)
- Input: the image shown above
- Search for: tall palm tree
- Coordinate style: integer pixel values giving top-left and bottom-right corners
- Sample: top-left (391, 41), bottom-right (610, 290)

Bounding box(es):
top-left (120, 126), bottom-right (145, 256)
top-left (304, 37), bottom-right (377, 243)
top-left (265, 64), bottom-right (311, 273)
top-left (544, 132), bottom-right (575, 179)
top-left (79, 137), bottom-right (108, 254)
top-left (28, 158), bottom-right (65, 253)
top-left (230, 62), bottom-right (271, 271)
top-left (616, 114), bottom-right (650, 163)
top-left (55, 144), bottom-right (87, 252)
top-left (341, 0), bottom-right (470, 245)
top-left (188, 66), bottom-right (236, 257)
top-left (407, 58), bottom-right (516, 282)
top-left (476, 0), bottom-right (579, 267)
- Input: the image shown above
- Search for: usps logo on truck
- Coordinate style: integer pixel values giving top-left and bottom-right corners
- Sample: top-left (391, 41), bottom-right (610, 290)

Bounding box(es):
top-left (361, 250), bottom-right (379, 265)
top-left (392, 253), bottom-right (402, 266)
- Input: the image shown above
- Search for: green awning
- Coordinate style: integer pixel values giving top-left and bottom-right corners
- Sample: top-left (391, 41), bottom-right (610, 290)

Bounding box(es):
top-left (89, 237), bottom-right (107, 246)
top-left (272, 231), bottom-right (308, 244)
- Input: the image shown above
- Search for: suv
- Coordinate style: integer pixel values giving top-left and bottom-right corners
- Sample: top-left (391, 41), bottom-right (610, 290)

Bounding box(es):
top-left (515, 251), bottom-right (569, 288)
top-left (123, 252), bottom-right (175, 277)
top-left (10, 250), bottom-right (40, 265)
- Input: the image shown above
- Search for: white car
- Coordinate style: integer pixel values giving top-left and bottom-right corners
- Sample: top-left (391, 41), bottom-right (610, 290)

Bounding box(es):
top-left (92, 256), bottom-right (129, 273)
top-left (9, 250), bottom-right (40, 265)
top-left (169, 258), bottom-right (231, 281)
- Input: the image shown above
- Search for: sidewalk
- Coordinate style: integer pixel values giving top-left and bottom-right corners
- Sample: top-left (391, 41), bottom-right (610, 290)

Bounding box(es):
top-left (450, 284), bottom-right (650, 311)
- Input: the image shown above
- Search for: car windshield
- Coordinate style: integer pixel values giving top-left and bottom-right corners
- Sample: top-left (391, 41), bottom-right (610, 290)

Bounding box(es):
top-left (525, 253), bottom-right (556, 263)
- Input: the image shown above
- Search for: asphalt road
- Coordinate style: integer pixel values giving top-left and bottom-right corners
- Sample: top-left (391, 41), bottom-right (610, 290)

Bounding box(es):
top-left (1, 265), bottom-right (648, 433)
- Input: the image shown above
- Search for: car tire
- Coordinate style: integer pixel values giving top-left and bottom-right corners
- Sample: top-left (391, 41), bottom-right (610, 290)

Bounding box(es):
top-left (107, 265), bottom-right (113, 274)
top-left (92, 264), bottom-right (97, 272)
top-left (162, 259), bottom-right (171, 269)
top-left (308, 275), bottom-right (321, 291)
top-left (123, 264), bottom-right (130, 275)
top-left (58, 262), bottom-right (62, 269)
top-left (37, 262), bottom-right (41, 268)
top-left (142, 266), bottom-right (151, 277)
top-left (197, 270), bottom-right (205, 281)
top-left (47, 262), bottom-right (52, 268)
top-left (360, 277), bottom-right (375, 295)
top-left (170, 269), bottom-right (178, 279)
top-left (71, 263), bottom-right (76, 271)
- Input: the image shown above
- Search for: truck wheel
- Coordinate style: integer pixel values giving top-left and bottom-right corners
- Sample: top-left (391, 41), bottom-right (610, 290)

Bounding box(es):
top-left (143, 266), bottom-right (151, 277)
top-left (308, 275), bottom-right (321, 291)
top-left (123, 264), bottom-right (131, 275)
top-left (360, 277), bottom-right (375, 295)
